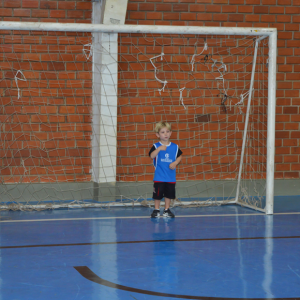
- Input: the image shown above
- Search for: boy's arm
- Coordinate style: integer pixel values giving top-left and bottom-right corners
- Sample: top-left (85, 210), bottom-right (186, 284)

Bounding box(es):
top-left (169, 155), bottom-right (182, 170)
top-left (150, 145), bottom-right (167, 159)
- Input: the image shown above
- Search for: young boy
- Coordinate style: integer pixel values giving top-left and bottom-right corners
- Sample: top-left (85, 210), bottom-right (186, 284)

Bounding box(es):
top-left (149, 121), bottom-right (182, 218)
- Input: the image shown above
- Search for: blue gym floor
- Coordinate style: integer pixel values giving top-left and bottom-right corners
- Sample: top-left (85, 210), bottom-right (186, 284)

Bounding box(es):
top-left (1, 196), bottom-right (300, 300)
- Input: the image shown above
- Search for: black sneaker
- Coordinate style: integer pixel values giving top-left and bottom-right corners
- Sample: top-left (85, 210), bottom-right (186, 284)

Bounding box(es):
top-left (163, 209), bottom-right (175, 218)
top-left (151, 209), bottom-right (160, 218)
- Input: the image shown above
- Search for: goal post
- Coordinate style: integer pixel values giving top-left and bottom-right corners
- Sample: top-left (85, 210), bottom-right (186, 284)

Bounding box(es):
top-left (266, 32), bottom-right (277, 215)
top-left (0, 22), bottom-right (277, 213)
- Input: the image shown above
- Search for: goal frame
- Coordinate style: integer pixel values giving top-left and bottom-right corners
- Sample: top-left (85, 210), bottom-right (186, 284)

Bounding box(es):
top-left (0, 22), bottom-right (277, 214)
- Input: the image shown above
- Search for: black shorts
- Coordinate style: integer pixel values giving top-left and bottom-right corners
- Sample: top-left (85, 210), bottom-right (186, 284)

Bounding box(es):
top-left (153, 182), bottom-right (176, 200)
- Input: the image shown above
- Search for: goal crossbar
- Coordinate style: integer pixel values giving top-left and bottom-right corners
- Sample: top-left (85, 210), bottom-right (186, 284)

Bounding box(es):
top-left (0, 22), bottom-right (277, 36)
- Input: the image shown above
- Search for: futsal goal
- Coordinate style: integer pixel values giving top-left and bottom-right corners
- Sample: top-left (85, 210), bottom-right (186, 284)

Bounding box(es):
top-left (0, 22), bottom-right (277, 213)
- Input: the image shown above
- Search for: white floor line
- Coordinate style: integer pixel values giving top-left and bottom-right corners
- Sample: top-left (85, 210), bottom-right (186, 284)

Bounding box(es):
top-left (1, 211), bottom-right (300, 223)
top-left (273, 212), bottom-right (300, 215)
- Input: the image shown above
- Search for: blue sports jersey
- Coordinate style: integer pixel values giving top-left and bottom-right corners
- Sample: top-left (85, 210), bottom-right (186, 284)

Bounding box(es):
top-left (152, 142), bottom-right (179, 182)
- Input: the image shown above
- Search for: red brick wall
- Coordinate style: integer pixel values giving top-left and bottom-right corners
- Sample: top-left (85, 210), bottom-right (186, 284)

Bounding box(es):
top-left (0, 0), bottom-right (299, 184)
top-left (0, 1), bottom-right (93, 183)
top-left (0, 30), bottom-right (93, 183)
top-left (124, 0), bottom-right (300, 180)
top-left (0, 0), bottom-right (92, 23)
top-left (117, 33), bottom-right (268, 182)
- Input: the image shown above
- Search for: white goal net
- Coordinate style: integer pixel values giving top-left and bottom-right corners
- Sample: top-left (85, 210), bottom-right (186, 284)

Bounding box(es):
top-left (0, 23), bottom-right (276, 213)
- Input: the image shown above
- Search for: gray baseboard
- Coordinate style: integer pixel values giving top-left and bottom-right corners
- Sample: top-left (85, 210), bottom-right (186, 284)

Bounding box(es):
top-left (0, 179), bottom-right (299, 204)
top-left (0, 179), bottom-right (300, 203)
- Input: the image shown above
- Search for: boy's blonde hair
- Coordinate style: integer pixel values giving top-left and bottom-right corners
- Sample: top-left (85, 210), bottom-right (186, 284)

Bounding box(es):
top-left (155, 121), bottom-right (171, 133)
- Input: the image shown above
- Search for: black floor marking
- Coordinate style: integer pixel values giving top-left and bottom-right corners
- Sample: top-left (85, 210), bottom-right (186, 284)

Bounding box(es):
top-left (1, 236), bottom-right (300, 249)
top-left (74, 266), bottom-right (299, 300)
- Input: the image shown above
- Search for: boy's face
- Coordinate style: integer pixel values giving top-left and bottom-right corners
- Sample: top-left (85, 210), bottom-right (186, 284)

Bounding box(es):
top-left (156, 127), bottom-right (172, 142)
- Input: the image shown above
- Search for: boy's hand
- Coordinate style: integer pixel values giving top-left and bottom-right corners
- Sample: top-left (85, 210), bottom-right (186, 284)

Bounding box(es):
top-left (169, 162), bottom-right (177, 170)
top-left (159, 145), bottom-right (167, 151)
